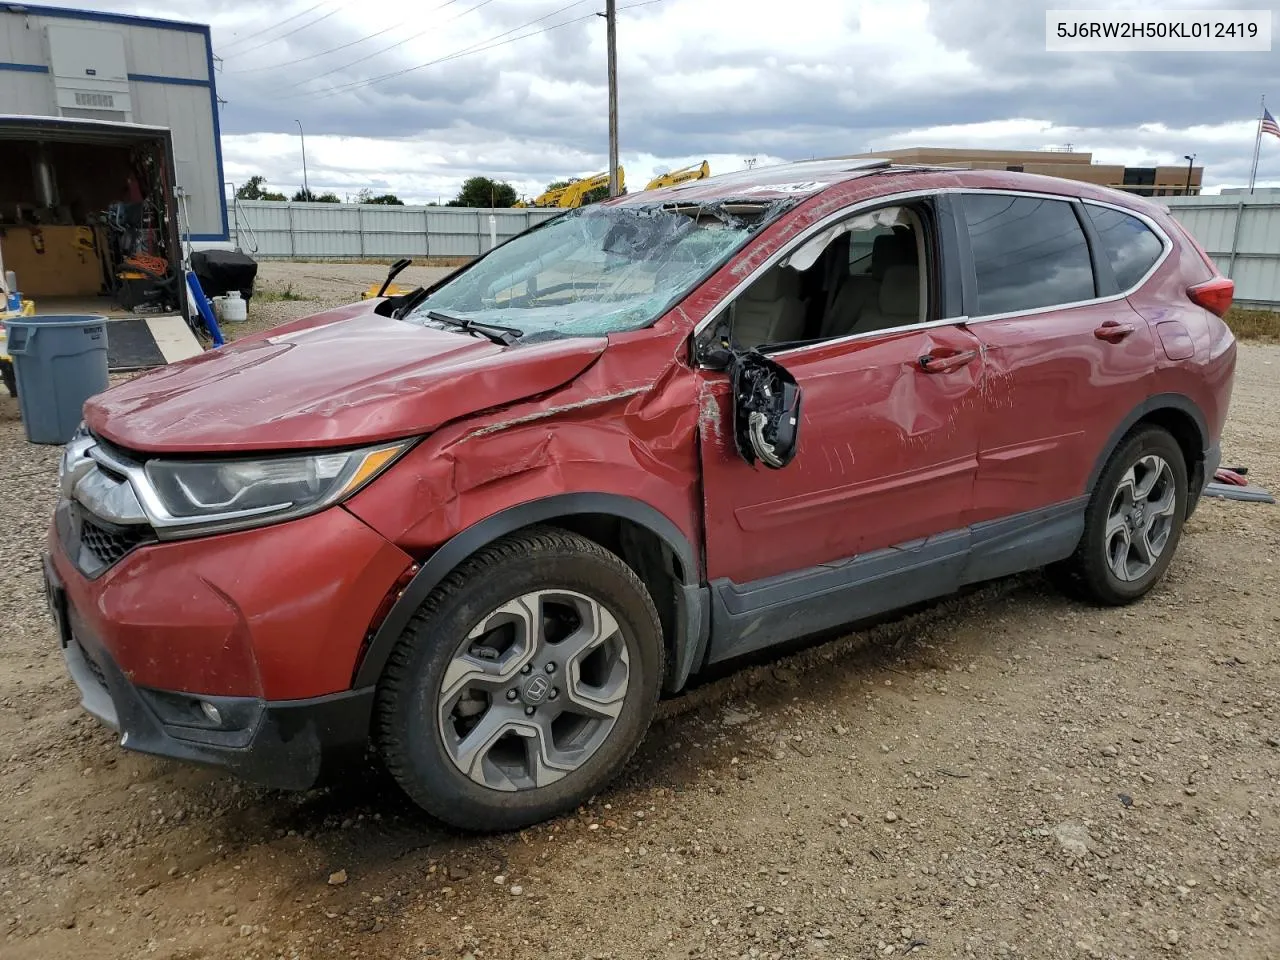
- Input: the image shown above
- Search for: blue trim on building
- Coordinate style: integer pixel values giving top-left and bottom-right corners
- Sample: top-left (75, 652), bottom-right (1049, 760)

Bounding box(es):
top-left (4, 5), bottom-right (230, 243)
top-left (188, 233), bottom-right (228, 242)
top-left (128, 73), bottom-right (210, 88)
top-left (9, 4), bottom-right (206, 35)
top-left (201, 24), bottom-right (230, 242)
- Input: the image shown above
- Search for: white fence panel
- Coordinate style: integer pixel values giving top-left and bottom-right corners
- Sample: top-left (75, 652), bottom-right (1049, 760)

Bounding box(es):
top-left (227, 200), bottom-right (559, 261)
top-left (1163, 195), bottom-right (1280, 308)
top-left (224, 196), bottom-right (1280, 309)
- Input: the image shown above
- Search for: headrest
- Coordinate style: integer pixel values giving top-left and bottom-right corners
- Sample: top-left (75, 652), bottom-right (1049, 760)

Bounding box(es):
top-left (871, 230), bottom-right (917, 278)
top-left (746, 266), bottom-right (796, 300)
top-left (878, 264), bottom-right (919, 317)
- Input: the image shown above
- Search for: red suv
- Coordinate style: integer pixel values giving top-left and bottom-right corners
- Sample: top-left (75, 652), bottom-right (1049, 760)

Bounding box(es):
top-left (43, 160), bottom-right (1236, 831)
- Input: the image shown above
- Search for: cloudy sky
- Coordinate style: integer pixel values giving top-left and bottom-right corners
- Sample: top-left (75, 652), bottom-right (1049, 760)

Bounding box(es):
top-left (44, 0), bottom-right (1280, 201)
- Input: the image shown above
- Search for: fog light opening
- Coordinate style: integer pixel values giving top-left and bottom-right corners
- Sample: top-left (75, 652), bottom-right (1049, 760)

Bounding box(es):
top-left (199, 700), bottom-right (222, 726)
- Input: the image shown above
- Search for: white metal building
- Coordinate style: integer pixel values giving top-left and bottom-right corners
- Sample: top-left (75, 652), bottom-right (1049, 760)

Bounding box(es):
top-left (0, 2), bottom-right (226, 242)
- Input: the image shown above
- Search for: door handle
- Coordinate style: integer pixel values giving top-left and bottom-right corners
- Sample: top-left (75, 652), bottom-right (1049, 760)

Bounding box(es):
top-left (918, 349), bottom-right (977, 373)
top-left (1094, 320), bottom-right (1136, 343)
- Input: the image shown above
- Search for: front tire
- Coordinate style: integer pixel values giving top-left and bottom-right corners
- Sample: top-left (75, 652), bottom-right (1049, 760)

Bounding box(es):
top-left (374, 526), bottom-right (664, 832)
top-left (1050, 426), bottom-right (1188, 606)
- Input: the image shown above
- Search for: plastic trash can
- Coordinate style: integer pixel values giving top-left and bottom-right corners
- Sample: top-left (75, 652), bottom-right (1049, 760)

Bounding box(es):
top-left (2, 314), bottom-right (109, 445)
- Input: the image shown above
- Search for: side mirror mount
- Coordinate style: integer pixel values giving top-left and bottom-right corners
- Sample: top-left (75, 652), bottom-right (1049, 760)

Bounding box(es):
top-left (729, 350), bottom-right (802, 470)
top-left (694, 305), bottom-right (735, 370)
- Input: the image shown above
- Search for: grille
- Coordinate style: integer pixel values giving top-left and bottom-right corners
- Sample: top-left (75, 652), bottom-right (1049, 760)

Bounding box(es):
top-left (74, 91), bottom-right (115, 108)
top-left (75, 637), bottom-right (108, 690)
top-left (80, 515), bottom-right (152, 568)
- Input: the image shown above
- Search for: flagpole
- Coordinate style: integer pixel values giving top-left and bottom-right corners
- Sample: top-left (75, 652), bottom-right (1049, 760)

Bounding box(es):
top-left (1248, 94), bottom-right (1264, 195)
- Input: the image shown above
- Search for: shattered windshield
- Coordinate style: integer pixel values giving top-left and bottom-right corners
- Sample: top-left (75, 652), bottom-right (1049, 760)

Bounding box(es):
top-left (403, 202), bottom-right (775, 341)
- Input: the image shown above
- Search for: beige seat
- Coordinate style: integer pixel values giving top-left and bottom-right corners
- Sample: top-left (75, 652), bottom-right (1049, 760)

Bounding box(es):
top-left (822, 230), bottom-right (918, 339)
top-left (732, 266), bottom-right (808, 348)
top-left (848, 263), bottom-right (919, 333)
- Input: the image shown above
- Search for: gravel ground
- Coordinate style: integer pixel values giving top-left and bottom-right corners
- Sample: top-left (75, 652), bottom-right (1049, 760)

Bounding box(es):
top-left (1, 262), bottom-right (1277, 960)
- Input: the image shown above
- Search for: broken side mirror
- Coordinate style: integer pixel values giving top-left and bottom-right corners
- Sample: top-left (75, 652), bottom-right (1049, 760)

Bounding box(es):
top-left (730, 351), bottom-right (802, 469)
top-left (694, 305), bottom-right (736, 370)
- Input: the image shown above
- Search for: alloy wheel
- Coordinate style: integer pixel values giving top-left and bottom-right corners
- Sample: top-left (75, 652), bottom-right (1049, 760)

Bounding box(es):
top-left (1104, 454), bottom-right (1178, 582)
top-left (437, 589), bottom-right (630, 791)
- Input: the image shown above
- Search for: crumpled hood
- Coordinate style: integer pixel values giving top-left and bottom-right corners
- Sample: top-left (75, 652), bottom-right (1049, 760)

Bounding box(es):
top-left (85, 301), bottom-right (607, 453)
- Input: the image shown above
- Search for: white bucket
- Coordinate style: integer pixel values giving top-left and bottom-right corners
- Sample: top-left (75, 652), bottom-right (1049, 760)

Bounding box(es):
top-left (213, 290), bottom-right (248, 324)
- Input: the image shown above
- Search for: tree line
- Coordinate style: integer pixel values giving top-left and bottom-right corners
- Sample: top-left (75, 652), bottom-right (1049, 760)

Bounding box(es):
top-left (234, 177), bottom-right (405, 205)
top-left (233, 174), bottom-right (613, 208)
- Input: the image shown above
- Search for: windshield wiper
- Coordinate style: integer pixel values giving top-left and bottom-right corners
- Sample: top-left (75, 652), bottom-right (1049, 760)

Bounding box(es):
top-left (425, 310), bottom-right (523, 347)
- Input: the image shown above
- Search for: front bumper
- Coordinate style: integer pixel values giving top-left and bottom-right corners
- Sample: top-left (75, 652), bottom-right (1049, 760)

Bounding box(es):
top-left (45, 552), bottom-right (373, 790)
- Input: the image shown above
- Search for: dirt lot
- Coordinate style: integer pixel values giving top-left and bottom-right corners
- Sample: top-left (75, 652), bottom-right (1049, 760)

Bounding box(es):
top-left (1, 261), bottom-right (1277, 960)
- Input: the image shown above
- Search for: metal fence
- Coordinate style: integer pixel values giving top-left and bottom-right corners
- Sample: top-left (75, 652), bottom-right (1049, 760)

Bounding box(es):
top-left (1162, 195), bottom-right (1280, 309)
top-left (224, 195), bottom-right (1280, 309)
top-left (226, 200), bottom-right (561, 260)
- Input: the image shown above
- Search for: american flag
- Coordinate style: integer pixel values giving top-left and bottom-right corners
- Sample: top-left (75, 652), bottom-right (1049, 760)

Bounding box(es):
top-left (1263, 107), bottom-right (1280, 140)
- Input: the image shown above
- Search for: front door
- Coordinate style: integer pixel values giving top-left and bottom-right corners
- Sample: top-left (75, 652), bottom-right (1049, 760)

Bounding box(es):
top-left (693, 197), bottom-right (985, 661)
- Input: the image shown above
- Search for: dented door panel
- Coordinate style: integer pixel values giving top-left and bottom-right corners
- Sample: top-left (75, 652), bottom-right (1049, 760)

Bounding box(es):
top-left (696, 323), bottom-right (984, 586)
top-left (967, 299), bottom-right (1157, 524)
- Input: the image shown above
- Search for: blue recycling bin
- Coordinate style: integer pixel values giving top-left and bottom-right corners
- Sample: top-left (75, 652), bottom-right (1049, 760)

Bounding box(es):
top-left (3, 314), bottom-right (109, 445)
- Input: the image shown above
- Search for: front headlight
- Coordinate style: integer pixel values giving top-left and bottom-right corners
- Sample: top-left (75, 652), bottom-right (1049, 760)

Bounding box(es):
top-left (140, 441), bottom-right (410, 533)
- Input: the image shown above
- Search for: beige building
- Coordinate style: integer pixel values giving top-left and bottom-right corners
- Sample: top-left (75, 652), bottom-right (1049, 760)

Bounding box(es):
top-left (840, 147), bottom-right (1202, 197)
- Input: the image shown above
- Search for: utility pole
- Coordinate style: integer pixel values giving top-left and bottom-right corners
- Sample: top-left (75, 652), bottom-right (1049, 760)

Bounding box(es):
top-left (295, 119), bottom-right (309, 198)
top-left (1183, 154), bottom-right (1196, 196)
top-left (604, 0), bottom-right (619, 197)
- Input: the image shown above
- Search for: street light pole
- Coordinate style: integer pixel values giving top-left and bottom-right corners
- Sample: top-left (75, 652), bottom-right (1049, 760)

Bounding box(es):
top-left (295, 120), bottom-right (310, 199)
top-left (604, 0), bottom-right (619, 197)
top-left (1183, 154), bottom-right (1196, 196)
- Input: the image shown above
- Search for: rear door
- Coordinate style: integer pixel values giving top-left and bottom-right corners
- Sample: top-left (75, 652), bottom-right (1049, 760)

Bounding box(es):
top-left (957, 191), bottom-right (1159, 531)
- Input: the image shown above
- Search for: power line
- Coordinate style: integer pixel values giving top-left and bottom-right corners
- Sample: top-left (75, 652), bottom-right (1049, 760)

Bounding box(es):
top-left (222, 7), bottom-right (342, 60)
top-left (284, 0), bottom-right (504, 90)
top-left (216, 2), bottom-right (332, 54)
top-left (228, 0), bottom-right (465, 75)
top-left (290, 0), bottom-right (655, 100)
top-left (216, 1), bottom-right (330, 52)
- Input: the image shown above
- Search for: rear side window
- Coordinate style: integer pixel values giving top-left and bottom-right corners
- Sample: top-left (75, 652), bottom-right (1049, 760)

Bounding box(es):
top-left (962, 194), bottom-right (1096, 315)
top-left (1084, 205), bottom-right (1165, 290)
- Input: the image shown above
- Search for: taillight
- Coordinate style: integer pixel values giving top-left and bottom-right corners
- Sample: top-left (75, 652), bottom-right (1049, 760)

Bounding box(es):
top-left (1187, 277), bottom-right (1234, 317)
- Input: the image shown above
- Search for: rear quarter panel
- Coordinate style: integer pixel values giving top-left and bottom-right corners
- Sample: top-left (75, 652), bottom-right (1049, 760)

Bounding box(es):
top-left (1125, 207), bottom-right (1237, 448)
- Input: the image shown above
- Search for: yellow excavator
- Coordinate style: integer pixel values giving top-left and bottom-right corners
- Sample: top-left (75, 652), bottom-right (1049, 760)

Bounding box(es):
top-left (516, 168), bottom-right (626, 208)
top-left (644, 160), bottom-right (710, 191)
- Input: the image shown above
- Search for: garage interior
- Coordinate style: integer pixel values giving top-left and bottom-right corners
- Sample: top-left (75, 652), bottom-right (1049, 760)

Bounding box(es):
top-left (0, 131), bottom-right (183, 317)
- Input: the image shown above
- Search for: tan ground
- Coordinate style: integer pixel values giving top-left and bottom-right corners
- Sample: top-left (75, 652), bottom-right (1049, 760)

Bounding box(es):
top-left (0, 262), bottom-right (1276, 960)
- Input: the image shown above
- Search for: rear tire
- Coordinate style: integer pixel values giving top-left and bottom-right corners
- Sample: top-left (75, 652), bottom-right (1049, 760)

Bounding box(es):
top-left (374, 526), bottom-right (664, 832)
top-left (1049, 426), bottom-right (1188, 606)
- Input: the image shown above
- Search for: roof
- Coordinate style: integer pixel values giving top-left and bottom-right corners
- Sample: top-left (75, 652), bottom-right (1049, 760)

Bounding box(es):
top-left (615, 158), bottom-right (1167, 217)
top-left (618, 158), bottom-right (894, 205)
top-left (1, 3), bottom-right (207, 35)
top-left (0, 113), bottom-right (173, 142)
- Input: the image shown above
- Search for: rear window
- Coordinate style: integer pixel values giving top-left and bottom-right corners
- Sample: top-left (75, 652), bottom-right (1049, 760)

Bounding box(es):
top-left (1084, 205), bottom-right (1165, 290)
top-left (962, 194), bottom-right (1096, 315)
